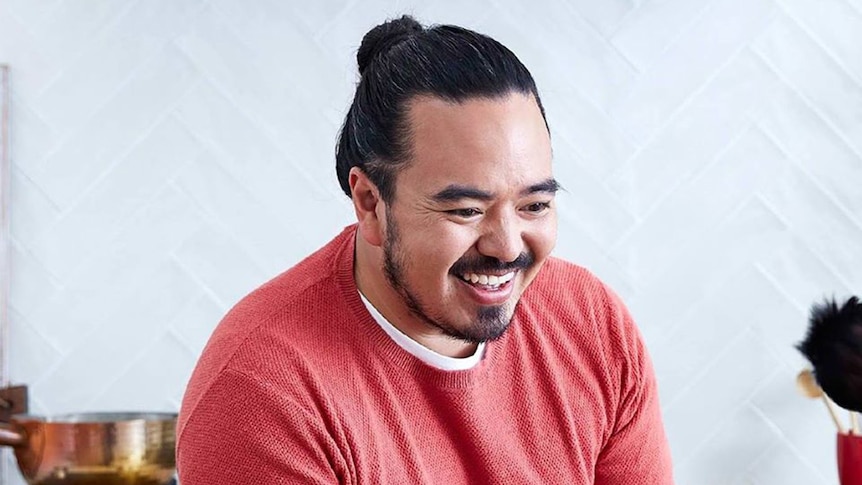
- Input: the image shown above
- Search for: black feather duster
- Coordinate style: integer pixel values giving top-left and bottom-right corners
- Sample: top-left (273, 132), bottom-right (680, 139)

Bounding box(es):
top-left (797, 296), bottom-right (862, 412)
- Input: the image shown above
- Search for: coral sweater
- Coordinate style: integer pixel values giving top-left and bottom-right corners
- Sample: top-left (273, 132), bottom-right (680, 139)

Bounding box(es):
top-left (177, 225), bottom-right (674, 484)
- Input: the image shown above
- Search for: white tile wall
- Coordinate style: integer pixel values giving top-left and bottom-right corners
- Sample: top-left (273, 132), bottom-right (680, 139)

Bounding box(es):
top-left (2, 1), bottom-right (861, 484)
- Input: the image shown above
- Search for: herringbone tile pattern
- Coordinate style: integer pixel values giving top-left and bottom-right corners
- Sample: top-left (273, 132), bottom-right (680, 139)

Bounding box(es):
top-left (2, 1), bottom-right (861, 483)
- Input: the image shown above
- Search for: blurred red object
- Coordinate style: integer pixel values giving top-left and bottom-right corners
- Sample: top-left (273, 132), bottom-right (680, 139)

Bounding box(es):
top-left (838, 433), bottom-right (862, 485)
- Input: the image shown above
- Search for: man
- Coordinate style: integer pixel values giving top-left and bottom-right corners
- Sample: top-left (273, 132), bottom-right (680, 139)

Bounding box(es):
top-left (177, 15), bottom-right (674, 484)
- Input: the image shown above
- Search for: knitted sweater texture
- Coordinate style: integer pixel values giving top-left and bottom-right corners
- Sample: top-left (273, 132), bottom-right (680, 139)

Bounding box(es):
top-left (177, 225), bottom-right (674, 484)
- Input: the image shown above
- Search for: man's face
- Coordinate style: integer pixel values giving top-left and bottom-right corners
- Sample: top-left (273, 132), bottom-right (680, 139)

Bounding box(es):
top-left (379, 92), bottom-right (557, 343)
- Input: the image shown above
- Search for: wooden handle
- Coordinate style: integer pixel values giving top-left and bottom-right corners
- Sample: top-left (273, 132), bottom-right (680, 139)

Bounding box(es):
top-left (823, 395), bottom-right (847, 434)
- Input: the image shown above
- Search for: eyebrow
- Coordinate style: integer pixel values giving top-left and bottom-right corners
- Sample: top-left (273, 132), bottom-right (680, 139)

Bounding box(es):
top-left (431, 185), bottom-right (494, 202)
top-left (522, 178), bottom-right (561, 196)
top-left (430, 178), bottom-right (561, 203)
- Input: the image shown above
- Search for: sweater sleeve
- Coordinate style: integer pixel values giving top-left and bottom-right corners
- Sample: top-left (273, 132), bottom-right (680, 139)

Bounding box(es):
top-left (593, 286), bottom-right (675, 485)
top-left (177, 368), bottom-right (348, 484)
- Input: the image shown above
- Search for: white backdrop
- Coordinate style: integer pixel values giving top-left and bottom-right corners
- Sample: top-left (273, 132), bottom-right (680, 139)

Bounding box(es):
top-left (2, 0), bottom-right (862, 483)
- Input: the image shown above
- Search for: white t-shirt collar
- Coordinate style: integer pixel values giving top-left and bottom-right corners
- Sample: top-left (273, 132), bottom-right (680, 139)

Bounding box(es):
top-left (358, 291), bottom-right (485, 371)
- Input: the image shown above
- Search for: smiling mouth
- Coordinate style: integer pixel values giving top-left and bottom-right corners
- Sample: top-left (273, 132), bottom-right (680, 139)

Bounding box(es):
top-left (458, 271), bottom-right (516, 290)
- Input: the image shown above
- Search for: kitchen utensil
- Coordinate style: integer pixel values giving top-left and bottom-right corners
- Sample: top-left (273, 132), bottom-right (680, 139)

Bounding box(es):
top-left (797, 369), bottom-right (846, 433)
top-left (797, 296), bottom-right (862, 412)
top-left (0, 411), bottom-right (177, 485)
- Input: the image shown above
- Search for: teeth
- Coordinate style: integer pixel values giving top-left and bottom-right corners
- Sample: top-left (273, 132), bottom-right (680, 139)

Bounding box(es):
top-left (461, 272), bottom-right (516, 286)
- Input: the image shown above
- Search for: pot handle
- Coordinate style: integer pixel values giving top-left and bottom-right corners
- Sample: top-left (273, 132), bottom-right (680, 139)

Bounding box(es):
top-left (0, 422), bottom-right (25, 447)
top-left (0, 385), bottom-right (29, 421)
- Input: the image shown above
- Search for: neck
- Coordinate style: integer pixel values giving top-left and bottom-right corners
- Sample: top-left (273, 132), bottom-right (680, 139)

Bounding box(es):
top-left (353, 232), bottom-right (478, 358)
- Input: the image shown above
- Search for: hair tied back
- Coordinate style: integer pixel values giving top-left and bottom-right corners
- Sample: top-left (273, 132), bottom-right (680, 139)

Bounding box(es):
top-left (357, 15), bottom-right (424, 75)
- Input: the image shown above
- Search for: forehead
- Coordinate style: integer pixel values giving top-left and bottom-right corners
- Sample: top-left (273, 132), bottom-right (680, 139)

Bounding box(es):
top-left (398, 93), bottom-right (553, 195)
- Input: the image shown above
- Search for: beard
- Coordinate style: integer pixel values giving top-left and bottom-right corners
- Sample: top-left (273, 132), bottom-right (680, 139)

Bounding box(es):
top-left (381, 211), bottom-right (533, 344)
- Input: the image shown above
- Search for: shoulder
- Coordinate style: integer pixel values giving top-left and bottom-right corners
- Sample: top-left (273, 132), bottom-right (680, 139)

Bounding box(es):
top-left (209, 225), bottom-right (355, 357)
top-left (233, 225), bottom-right (356, 325)
top-left (179, 226), bottom-right (359, 435)
top-left (519, 257), bottom-right (655, 426)
top-left (524, 257), bottom-right (620, 322)
top-left (520, 256), bottom-right (643, 368)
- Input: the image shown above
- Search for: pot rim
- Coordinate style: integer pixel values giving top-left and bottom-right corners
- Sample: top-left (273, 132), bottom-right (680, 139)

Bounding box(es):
top-left (9, 411), bottom-right (178, 424)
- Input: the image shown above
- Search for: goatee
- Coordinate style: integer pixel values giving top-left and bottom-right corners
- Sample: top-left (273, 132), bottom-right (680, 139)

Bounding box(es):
top-left (381, 211), bottom-right (533, 343)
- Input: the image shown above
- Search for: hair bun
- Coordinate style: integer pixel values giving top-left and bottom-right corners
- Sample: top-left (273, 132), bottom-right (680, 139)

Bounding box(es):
top-left (357, 15), bottom-right (423, 75)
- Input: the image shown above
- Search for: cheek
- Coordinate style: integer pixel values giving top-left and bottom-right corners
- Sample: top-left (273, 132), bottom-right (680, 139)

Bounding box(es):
top-left (529, 220), bottom-right (558, 258)
top-left (414, 230), bottom-right (476, 275)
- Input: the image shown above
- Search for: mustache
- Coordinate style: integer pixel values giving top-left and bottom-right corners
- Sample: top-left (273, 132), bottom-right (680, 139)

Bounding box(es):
top-left (450, 252), bottom-right (534, 275)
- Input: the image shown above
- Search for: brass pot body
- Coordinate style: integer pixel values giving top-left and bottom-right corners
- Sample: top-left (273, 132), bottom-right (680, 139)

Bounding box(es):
top-left (0, 412), bottom-right (176, 485)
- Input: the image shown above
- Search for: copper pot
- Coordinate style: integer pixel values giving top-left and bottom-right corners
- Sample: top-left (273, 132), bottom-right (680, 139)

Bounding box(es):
top-left (0, 412), bottom-right (177, 485)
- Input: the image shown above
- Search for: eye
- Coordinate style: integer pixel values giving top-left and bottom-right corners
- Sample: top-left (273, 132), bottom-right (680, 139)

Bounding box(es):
top-left (446, 208), bottom-right (483, 218)
top-left (523, 201), bottom-right (552, 214)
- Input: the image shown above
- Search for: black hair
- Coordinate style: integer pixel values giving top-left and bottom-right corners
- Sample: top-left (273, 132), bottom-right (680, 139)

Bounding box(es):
top-left (335, 15), bottom-right (548, 202)
top-left (797, 296), bottom-right (862, 411)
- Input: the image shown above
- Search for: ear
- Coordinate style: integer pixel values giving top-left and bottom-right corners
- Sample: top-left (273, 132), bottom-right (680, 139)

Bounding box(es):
top-left (349, 167), bottom-right (385, 247)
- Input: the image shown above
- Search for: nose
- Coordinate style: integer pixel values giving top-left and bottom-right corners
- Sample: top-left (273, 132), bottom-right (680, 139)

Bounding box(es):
top-left (476, 212), bottom-right (524, 264)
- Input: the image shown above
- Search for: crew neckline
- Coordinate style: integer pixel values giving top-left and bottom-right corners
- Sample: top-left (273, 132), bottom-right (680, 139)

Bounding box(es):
top-left (333, 225), bottom-right (503, 390)
top-left (358, 291), bottom-right (486, 371)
